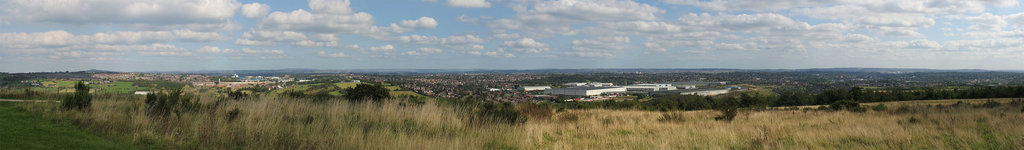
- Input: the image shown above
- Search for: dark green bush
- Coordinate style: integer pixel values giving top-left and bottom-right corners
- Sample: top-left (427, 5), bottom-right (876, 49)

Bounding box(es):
top-left (145, 89), bottom-right (200, 117)
top-left (228, 90), bottom-right (249, 100)
top-left (61, 82), bottom-right (92, 110)
top-left (871, 104), bottom-right (888, 111)
top-left (226, 108), bottom-right (241, 122)
top-left (343, 84), bottom-right (390, 102)
top-left (849, 106), bottom-right (867, 112)
top-left (829, 100), bottom-right (860, 111)
top-left (713, 97), bottom-right (739, 122)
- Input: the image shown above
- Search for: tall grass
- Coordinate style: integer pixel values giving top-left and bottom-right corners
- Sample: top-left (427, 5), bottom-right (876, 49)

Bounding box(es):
top-left (18, 95), bottom-right (1024, 149)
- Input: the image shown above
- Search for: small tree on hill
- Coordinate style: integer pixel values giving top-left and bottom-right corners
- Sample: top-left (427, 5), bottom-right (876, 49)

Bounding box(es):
top-left (343, 84), bottom-right (391, 102)
top-left (713, 96), bottom-right (740, 122)
top-left (62, 82), bottom-right (92, 110)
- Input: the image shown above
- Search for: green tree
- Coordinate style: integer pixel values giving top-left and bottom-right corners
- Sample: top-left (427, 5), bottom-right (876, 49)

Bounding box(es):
top-left (61, 82), bottom-right (92, 110)
top-left (343, 84), bottom-right (391, 102)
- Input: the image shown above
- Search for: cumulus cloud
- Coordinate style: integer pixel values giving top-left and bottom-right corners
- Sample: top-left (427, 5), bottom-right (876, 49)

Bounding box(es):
top-left (370, 45), bottom-right (396, 52)
top-left (240, 3), bottom-right (271, 18)
top-left (503, 38), bottom-right (549, 53)
top-left (0, 0), bottom-right (242, 31)
top-left (0, 30), bottom-right (225, 51)
top-left (402, 47), bottom-right (443, 56)
top-left (570, 36), bottom-right (630, 57)
top-left (490, 0), bottom-right (664, 36)
top-left (258, 0), bottom-right (437, 39)
top-left (447, 0), bottom-right (491, 8)
top-left (316, 51), bottom-right (347, 57)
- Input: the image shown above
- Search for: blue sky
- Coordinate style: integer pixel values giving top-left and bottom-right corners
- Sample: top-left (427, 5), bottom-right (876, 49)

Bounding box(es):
top-left (1, 0), bottom-right (1023, 72)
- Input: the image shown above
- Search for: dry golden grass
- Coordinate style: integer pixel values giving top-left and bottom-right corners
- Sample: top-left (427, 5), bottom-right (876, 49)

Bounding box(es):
top-left (17, 96), bottom-right (1024, 149)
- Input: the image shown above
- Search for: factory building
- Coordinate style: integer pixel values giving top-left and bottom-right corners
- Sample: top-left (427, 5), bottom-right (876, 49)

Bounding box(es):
top-left (623, 84), bottom-right (677, 92)
top-left (654, 88), bottom-right (732, 96)
top-left (544, 86), bottom-right (627, 96)
top-left (519, 86), bottom-right (552, 91)
top-left (563, 82), bottom-right (614, 87)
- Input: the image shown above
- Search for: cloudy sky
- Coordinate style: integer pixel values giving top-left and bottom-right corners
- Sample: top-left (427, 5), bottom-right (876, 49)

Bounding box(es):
top-left (1, 0), bottom-right (1023, 72)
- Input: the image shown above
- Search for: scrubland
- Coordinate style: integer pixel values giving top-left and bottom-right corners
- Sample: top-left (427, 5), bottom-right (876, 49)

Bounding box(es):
top-left (16, 95), bottom-right (1024, 149)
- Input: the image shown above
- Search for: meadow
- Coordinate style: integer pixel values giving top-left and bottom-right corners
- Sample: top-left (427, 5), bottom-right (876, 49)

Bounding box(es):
top-left (13, 92), bottom-right (1024, 149)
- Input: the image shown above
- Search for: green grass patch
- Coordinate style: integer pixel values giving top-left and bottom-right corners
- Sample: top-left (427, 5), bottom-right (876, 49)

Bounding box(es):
top-left (0, 102), bottom-right (138, 149)
top-left (334, 82), bottom-right (363, 89)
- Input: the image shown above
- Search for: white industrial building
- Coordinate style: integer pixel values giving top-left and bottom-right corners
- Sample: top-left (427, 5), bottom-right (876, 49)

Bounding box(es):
top-left (654, 88), bottom-right (731, 96)
top-left (519, 86), bottom-right (551, 91)
top-left (672, 84), bottom-right (697, 89)
top-left (623, 84), bottom-right (677, 92)
top-left (563, 82), bottom-right (614, 87)
top-left (544, 86), bottom-right (627, 96)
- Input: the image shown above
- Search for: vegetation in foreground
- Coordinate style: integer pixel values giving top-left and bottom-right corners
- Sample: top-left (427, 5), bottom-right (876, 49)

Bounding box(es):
top-left (14, 94), bottom-right (1024, 149)
top-left (0, 102), bottom-right (136, 149)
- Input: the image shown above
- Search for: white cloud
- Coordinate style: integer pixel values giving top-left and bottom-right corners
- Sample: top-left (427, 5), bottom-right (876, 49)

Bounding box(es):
top-left (370, 45), bottom-right (396, 52)
top-left (570, 36), bottom-right (630, 57)
top-left (962, 13), bottom-right (1008, 31)
top-left (0, 0), bottom-right (242, 31)
top-left (0, 30), bottom-right (224, 49)
top-left (661, 0), bottom-right (836, 11)
top-left (447, 0), bottom-right (491, 8)
top-left (403, 47), bottom-right (443, 56)
top-left (259, 0), bottom-right (437, 39)
top-left (490, 0), bottom-right (664, 36)
top-left (396, 34), bottom-right (485, 51)
top-left (503, 38), bottom-right (549, 53)
top-left (309, 0), bottom-right (353, 15)
top-left (240, 3), bottom-right (271, 18)
top-left (235, 39), bottom-right (273, 46)
top-left (316, 51), bottom-right (347, 57)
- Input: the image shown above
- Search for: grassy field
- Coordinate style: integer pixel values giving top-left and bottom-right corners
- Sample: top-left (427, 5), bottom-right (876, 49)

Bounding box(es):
top-left (13, 96), bottom-right (1024, 149)
top-left (0, 102), bottom-right (137, 149)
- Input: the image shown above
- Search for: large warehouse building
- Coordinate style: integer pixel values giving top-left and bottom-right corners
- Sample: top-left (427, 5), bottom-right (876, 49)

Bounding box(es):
top-left (653, 88), bottom-right (732, 96)
top-left (519, 86), bottom-right (552, 91)
top-left (544, 86), bottom-right (627, 96)
top-left (623, 84), bottom-right (677, 92)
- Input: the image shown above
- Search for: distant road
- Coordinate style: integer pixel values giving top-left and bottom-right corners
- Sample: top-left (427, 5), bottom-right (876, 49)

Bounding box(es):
top-left (0, 99), bottom-right (58, 103)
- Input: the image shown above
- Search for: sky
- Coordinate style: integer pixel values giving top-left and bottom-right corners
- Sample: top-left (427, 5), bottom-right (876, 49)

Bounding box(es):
top-left (1, 0), bottom-right (1024, 72)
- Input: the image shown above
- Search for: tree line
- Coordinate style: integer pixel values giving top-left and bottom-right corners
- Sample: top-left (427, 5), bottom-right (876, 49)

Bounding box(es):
top-left (551, 86), bottom-right (1024, 112)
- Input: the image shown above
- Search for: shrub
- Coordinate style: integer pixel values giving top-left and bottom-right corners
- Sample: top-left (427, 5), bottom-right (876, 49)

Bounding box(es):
top-left (61, 82), bottom-right (92, 110)
top-left (871, 104), bottom-right (888, 111)
top-left (145, 89), bottom-right (200, 117)
top-left (908, 117), bottom-right (920, 124)
top-left (474, 102), bottom-right (525, 125)
top-left (895, 104), bottom-right (913, 114)
top-left (713, 97), bottom-right (739, 122)
top-left (849, 106), bottom-right (867, 113)
top-left (829, 100), bottom-right (860, 111)
top-left (228, 90), bottom-right (249, 100)
top-left (980, 101), bottom-right (1001, 108)
top-left (518, 102), bottom-right (553, 120)
top-left (658, 112), bottom-right (686, 123)
top-left (714, 108), bottom-right (737, 121)
top-left (559, 113), bottom-right (579, 122)
top-left (226, 108), bottom-right (241, 122)
top-left (343, 84), bottom-right (390, 102)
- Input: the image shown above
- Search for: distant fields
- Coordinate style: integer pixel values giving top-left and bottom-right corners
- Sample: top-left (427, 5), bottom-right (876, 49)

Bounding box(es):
top-left (34, 81), bottom-right (147, 94)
